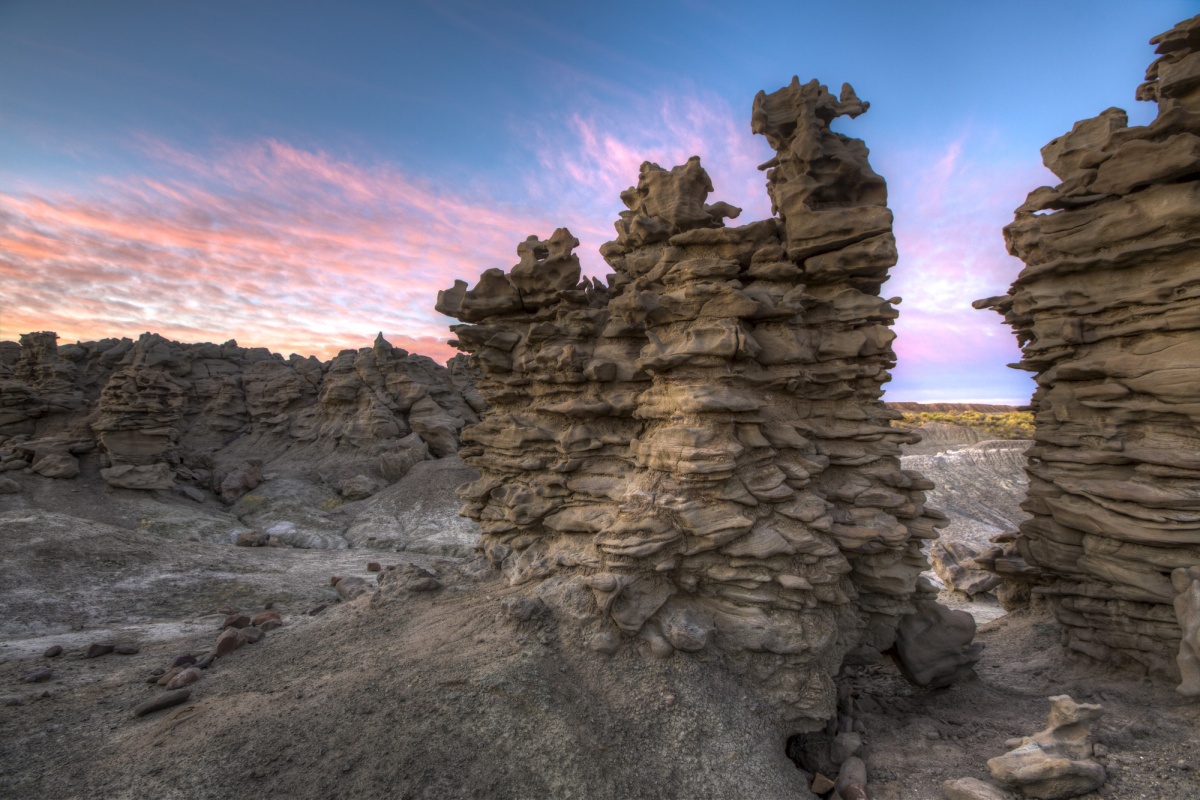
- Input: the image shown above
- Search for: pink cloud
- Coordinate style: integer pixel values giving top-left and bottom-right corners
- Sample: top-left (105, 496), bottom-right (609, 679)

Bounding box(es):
top-left (2, 96), bottom-right (1050, 404)
top-left (0, 138), bottom-right (573, 362)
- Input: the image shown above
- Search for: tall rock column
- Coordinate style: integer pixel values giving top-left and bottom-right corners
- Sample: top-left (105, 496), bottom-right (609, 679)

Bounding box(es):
top-left (440, 78), bottom-right (968, 729)
top-left (979, 15), bottom-right (1200, 683)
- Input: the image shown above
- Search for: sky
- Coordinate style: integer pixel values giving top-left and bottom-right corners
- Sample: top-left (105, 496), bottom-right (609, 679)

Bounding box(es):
top-left (1, 0), bottom-right (1195, 403)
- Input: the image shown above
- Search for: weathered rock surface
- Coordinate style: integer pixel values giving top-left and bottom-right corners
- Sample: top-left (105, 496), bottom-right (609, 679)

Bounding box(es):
top-left (904, 442), bottom-right (1031, 596)
top-left (438, 77), bottom-right (962, 729)
top-left (0, 330), bottom-right (477, 500)
top-left (987, 695), bottom-right (1106, 799)
top-left (978, 14), bottom-right (1200, 682)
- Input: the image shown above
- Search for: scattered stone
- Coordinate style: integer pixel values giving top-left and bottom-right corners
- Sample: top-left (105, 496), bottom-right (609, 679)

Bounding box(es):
top-left (85, 643), bottom-right (115, 658)
top-left (132, 689), bottom-right (191, 717)
top-left (114, 644), bottom-right (140, 655)
top-left (179, 484), bottom-right (206, 503)
top-left (217, 605), bottom-right (238, 615)
top-left (831, 732), bottom-right (864, 766)
top-left (32, 451), bottom-right (81, 479)
top-left (376, 563), bottom-right (442, 594)
top-left (157, 666), bottom-right (186, 686)
top-left (367, 562), bottom-right (382, 572)
top-left (988, 695), bottom-right (1106, 800)
top-left (164, 667), bottom-right (202, 690)
top-left (43, 645), bottom-right (62, 658)
top-left (334, 576), bottom-right (372, 601)
top-left (811, 773), bottom-right (836, 794)
top-left (942, 777), bottom-right (1013, 800)
top-left (222, 613), bottom-right (251, 629)
top-left (240, 626), bottom-right (265, 644)
top-left (834, 756), bottom-right (869, 800)
top-left (341, 474), bottom-right (382, 501)
top-left (252, 610), bottom-right (282, 630)
top-left (214, 627), bottom-right (244, 657)
top-left (169, 654), bottom-right (197, 669)
top-left (0, 475), bottom-right (20, 493)
top-left (20, 669), bottom-right (52, 683)
top-left (235, 530), bottom-right (269, 547)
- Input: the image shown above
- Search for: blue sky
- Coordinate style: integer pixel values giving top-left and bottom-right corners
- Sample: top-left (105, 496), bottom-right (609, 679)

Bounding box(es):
top-left (2, 0), bottom-right (1195, 402)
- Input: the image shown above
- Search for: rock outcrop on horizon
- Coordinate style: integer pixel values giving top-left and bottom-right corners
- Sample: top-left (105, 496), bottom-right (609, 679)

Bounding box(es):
top-left (0, 330), bottom-right (479, 506)
top-left (438, 77), bottom-right (976, 729)
top-left (978, 15), bottom-right (1200, 685)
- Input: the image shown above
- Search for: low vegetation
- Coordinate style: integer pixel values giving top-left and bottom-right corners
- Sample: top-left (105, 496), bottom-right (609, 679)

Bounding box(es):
top-left (896, 409), bottom-right (1034, 440)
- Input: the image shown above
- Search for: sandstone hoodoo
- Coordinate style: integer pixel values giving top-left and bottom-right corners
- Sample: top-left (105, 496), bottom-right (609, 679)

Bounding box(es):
top-left (438, 76), bottom-right (977, 729)
top-left (978, 14), bottom-right (1200, 689)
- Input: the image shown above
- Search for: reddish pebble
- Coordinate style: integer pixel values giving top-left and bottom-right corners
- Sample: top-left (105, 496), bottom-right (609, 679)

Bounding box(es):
top-left (43, 645), bottom-right (63, 658)
top-left (329, 575), bottom-right (342, 586)
top-left (21, 669), bottom-right (52, 683)
top-left (169, 654), bottom-right (197, 669)
top-left (367, 562), bottom-right (381, 572)
top-left (115, 644), bottom-right (140, 655)
top-left (251, 610), bottom-right (281, 627)
top-left (222, 613), bottom-right (251, 629)
top-left (85, 643), bottom-right (115, 658)
top-left (157, 666), bottom-right (185, 686)
top-left (214, 627), bottom-right (244, 657)
top-left (217, 604), bottom-right (238, 615)
top-left (165, 667), bottom-right (202, 690)
top-left (241, 626), bottom-right (265, 644)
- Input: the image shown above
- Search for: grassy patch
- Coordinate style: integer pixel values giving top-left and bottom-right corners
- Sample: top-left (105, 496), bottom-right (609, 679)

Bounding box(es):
top-left (896, 410), bottom-right (1034, 440)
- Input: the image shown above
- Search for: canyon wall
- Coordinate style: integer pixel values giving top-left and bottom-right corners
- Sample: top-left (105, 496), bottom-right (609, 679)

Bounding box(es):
top-left (978, 15), bottom-right (1200, 687)
top-left (438, 78), bottom-right (976, 728)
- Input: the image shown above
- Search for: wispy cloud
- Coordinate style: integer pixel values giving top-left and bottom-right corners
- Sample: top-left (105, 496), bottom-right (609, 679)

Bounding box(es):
top-left (880, 133), bottom-right (1052, 403)
top-left (1, 95), bottom-right (1047, 404)
top-left (1, 137), bottom-right (569, 361)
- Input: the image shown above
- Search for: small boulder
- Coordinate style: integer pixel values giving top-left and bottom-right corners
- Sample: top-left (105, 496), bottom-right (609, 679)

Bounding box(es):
top-left (334, 576), bottom-right (373, 601)
top-left (222, 613), bottom-right (251, 629)
top-left (235, 530), bottom-right (269, 547)
top-left (32, 451), bottom-right (80, 479)
top-left (214, 627), bottom-right (244, 657)
top-left (0, 475), bottom-right (21, 493)
top-left (341, 474), bottom-right (382, 501)
top-left (133, 689), bottom-right (191, 717)
top-left (85, 643), bottom-right (115, 658)
top-left (252, 610), bottom-right (282, 630)
top-left (367, 562), bottom-right (382, 572)
top-left (164, 667), bottom-right (202, 690)
top-left (942, 777), bottom-right (1013, 800)
top-left (114, 644), bottom-right (140, 655)
top-left (240, 626), bottom-right (265, 644)
top-left (988, 695), bottom-right (1106, 800)
top-left (20, 669), bottom-right (52, 683)
top-left (43, 645), bottom-right (63, 658)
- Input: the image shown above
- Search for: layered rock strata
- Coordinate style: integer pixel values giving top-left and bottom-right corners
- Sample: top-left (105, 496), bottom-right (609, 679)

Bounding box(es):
top-left (438, 78), bottom-right (961, 728)
top-left (978, 14), bottom-right (1200, 682)
top-left (0, 331), bottom-right (479, 499)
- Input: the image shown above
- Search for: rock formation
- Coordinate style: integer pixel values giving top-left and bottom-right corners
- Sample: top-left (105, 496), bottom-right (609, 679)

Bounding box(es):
top-left (977, 14), bottom-right (1200, 684)
top-left (0, 330), bottom-right (479, 503)
top-left (438, 77), bottom-right (970, 729)
top-left (987, 695), bottom-right (1106, 799)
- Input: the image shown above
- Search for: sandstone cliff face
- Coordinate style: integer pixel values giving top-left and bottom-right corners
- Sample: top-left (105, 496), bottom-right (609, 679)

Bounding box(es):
top-left (439, 78), bottom-right (973, 729)
top-left (0, 331), bottom-right (478, 503)
top-left (978, 15), bottom-right (1200, 685)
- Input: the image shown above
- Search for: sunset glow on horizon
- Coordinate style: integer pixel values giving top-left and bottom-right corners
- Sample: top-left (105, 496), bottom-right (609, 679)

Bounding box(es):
top-left (2, 1), bottom-right (1192, 402)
